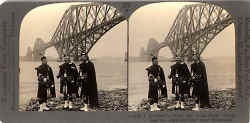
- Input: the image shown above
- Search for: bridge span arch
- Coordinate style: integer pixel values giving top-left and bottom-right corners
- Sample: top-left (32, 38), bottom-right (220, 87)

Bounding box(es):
top-left (143, 3), bottom-right (234, 61)
top-left (29, 2), bottom-right (234, 61)
top-left (32, 2), bottom-right (127, 61)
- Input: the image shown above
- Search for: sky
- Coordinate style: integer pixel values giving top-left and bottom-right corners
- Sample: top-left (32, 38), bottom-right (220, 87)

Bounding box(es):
top-left (129, 2), bottom-right (235, 58)
top-left (19, 2), bottom-right (235, 59)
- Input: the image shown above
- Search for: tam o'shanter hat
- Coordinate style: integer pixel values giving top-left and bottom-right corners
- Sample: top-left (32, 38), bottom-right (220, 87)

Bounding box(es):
top-left (175, 56), bottom-right (182, 61)
top-left (40, 56), bottom-right (46, 61)
top-left (81, 52), bottom-right (87, 56)
top-left (80, 52), bottom-right (89, 60)
top-left (151, 56), bottom-right (158, 61)
top-left (63, 55), bottom-right (70, 60)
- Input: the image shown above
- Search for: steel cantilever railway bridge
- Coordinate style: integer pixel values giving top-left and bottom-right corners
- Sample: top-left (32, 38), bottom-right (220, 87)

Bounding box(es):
top-left (32, 2), bottom-right (233, 61)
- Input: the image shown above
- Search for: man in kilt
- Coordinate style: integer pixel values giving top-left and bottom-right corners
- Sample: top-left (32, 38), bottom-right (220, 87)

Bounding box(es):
top-left (146, 56), bottom-right (167, 111)
top-left (35, 56), bottom-right (55, 111)
top-left (191, 54), bottom-right (210, 111)
top-left (168, 56), bottom-right (189, 109)
top-left (180, 58), bottom-right (192, 98)
top-left (57, 56), bottom-right (79, 109)
top-left (79, 54), bottom-right (99, 111)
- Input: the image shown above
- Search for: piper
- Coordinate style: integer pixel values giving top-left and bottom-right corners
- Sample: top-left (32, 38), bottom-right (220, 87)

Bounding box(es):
top-left (79, 54), bottom-right (99, 111)
top-left (57, 55), bottom-right (79, 109)
top-left (191, 54), bottom-right (210, 111)
top-left (35, 56), bottom-right (55, 111)
top-left (146, 56), bottom-right (167, 111)
top-left (168, 56), bottom-right (187, 109)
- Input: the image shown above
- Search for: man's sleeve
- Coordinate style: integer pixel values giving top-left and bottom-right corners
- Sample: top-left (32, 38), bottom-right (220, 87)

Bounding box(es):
top-left (169, 66), bottom-right (174, 78)
top-left (36, 67), bottom-right (39, 77)
top-left (201, 62), bottom-right (208, 81)
top-left (160, 67), bottom-right (166, 83)
top-left (49, 67), bottom-right (55, 83)
top-left (190, 64), bottom-right (194, 76)
top-left (91, 62), bottom-right (97, 82)
top-left (73, 64), bottom-right (79, 79)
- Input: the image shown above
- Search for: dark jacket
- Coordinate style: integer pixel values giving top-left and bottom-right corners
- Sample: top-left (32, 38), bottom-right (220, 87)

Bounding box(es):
top-left (57, 62), bottom-right (79, 93)
top-left (191, 61), bottom-right (210, 107)
top-left (35, 63), bottom-right (56, 98)
top-left (169, 62), bottom-right (190, 94)
top-left (146, 64), bottom-right (167, 99)
top-left (79, 60), bottom-right (99, 107)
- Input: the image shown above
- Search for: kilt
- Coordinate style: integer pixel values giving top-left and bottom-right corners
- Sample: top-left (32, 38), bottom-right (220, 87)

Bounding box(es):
top-left (80, 79), bottom-right (90, 97)
top-left (37, 81), bottom-right (48, 104)
top-left (148, 82), bottom-right (158, 104)
top-left (172, 77), bottom-right (186, 95)
top-left (192, 81), bottom-right (201, 98)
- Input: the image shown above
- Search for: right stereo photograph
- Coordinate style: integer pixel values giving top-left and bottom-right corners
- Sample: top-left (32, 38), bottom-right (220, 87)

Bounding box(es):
top-left (128, 2), bottom-right (236, 112)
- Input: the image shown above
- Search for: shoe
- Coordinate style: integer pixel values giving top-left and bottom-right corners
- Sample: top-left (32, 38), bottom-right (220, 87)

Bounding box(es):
top-left (38, 104), bottom-right (43, 112)
top-left (154, 103), bottom-right (160, 111)
top-left (69, 101), bottom-right (73, 109)
top-left (150, 105), bottom-right (154, 111)
top-left (43, 103), bottom-right (50, 111)
top-left (192, 104), bottom-right (200, 111)
top-left (80, 104), bottom-right (89, 111)
top-left (64, 101), bottom-right (68, 108)
top-left (180, 102), bottom-right (185, 109)
top-left (175, 101), bottom-right (180, 109)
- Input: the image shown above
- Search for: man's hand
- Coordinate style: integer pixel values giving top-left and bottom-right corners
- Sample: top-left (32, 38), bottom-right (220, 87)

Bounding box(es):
top-left (192, 76), bottom-right (195, 79)
top-left (154, 78), bottom-right (158, 83)
top-left (168, 75), bottom-right (171, 79)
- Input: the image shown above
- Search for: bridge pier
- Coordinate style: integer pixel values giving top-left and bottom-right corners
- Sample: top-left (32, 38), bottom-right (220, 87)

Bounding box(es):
top-left (32, 51), bottom-right (45, 61)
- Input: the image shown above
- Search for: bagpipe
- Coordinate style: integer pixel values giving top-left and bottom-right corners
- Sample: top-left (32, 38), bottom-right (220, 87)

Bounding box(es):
top-left (78, 71), bottom-right (88, 86)
top-left (147, 71), bottom-right (164, 88)
top-left (35, 67), bottom-right (52, 88)
top-left (190, 74), bottom-right (202, 87)
top-left (148, 74), bottom-right (160, 86)
top-left (147, 67), bottom-right (166, 99)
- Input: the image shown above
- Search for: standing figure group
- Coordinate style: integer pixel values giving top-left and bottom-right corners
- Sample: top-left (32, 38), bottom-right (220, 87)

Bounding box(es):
top-left (35, 54), bottom-right (98, 112)
top-left (146, 53), bottom-right (210, 111)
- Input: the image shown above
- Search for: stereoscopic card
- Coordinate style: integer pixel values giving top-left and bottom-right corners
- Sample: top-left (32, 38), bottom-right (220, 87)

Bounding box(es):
top-left (0, 0), bottom-right (249, 123)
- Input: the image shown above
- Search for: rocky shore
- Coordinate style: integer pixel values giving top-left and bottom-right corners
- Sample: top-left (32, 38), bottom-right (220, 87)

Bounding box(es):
top-left (19, 88), bottom-right (127, 111)
top-left (129, 88), bottom-right (235, 111)
top-left (19, 88), bottom-right (235, 111)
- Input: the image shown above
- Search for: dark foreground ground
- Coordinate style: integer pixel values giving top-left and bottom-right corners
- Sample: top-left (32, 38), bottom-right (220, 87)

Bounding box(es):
top-left (19, 88), bottom-right (127, 111)
top-left (129, 88), bottom-right (235, 111)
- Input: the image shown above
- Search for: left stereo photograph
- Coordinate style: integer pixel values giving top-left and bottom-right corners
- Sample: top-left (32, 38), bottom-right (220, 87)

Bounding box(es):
top-left (18, 2), bottom-right (128, 111)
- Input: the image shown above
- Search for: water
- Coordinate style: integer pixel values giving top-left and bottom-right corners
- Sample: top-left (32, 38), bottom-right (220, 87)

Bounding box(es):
top-left (128, 57), bottom-right (235, 106)
top-left (19, 59), bottom-right (127, 106)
